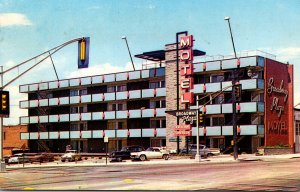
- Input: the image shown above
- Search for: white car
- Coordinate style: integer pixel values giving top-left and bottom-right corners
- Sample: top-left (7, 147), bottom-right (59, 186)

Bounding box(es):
top-left (61, 150), bottom-right (82, 162)
top-left (8, 154), bottom-right (30, 164)
top-left (131, 147), bottom-right (170, 161)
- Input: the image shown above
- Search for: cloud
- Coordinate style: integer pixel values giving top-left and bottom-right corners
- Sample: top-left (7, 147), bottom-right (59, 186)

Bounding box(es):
top-left (67, 62), bottom-right (135, 78)
top-left (0, 13), bottom-right (32, 27)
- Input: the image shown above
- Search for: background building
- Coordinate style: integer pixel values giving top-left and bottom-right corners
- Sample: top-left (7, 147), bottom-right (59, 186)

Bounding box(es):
top-left (18, 33), bottom-right (294, 154)
top-left (3, 125), bottom-right (28, 156)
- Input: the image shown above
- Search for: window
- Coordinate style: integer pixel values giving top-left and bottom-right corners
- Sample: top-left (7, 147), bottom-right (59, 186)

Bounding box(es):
top-left (108, 122), bottom-right (116, 129)
top-left (212, 117), bottom-right (224, 126)
top-left (47, 93), bottom-right (53, 99)
top-left (107, 86), bottom-right (116, 93)
top-left (118, 104), bottom-right (124, 111)
top-left (117, 85), bottom-right (127, 92)
top-left (70, 122), bottom-right (87, 131)
top-left (150, 119), bottom-right (166, 128)
top-left (70, 88), bottom-right (87, 96)
top-left (161, 100), bottom-right (166, 108)
top-left (161, 81), bottom-right (165, 88)
top-left (79, 88), bottom-right (87, 95)
top-left (211, 75), bottom-right (224, 83)
top-left (150, 100), bottom-right (166, 108)
top-left (118, 122), bottom-right (124, 129)
top-left (109, 103), bottom-right (125, 111)
top-left (70, 90), bottom-right (79, 96)
top-left (149, 81), bottom-right (165, 89)
top-left (70, 106), bottom-right (87, 113)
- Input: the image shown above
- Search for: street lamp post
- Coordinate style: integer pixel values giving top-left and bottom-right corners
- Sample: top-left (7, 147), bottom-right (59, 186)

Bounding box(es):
top-left (122, 36), bottom-right (136, 71)
top-left (224, 16), bottom-right (239, 160)
top-left (0, 66), bottom-right (5, 172)
top-left (195, 95), bottom-right (201, 162)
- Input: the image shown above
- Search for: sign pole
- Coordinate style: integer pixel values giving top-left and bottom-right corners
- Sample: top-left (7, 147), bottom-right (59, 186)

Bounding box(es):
top-left (0, 66), bottom-right (5, 172)
top-left (195, 95), bottom-right (201, 162)
top-left (104, 137), bottom-right (108, 165)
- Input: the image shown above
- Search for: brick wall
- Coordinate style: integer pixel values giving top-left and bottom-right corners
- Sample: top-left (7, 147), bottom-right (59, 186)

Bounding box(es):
top-left (3, 125), bottom-right (28, 156)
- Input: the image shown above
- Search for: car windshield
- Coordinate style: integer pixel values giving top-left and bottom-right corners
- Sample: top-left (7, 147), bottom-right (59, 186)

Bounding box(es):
top-left (120, 147), bottom-right (128, 152)
top-left (146, 148), bottom-right (153, 151)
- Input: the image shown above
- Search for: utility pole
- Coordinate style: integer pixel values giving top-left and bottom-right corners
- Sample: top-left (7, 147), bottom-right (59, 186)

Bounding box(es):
top-left (225, 16), bottom-right (239, 160)
top-left (0, 66), bottom-right (5, 172)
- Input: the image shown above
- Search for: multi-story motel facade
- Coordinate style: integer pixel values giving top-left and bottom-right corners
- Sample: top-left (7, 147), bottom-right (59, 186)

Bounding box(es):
top-left (18, 32), bottom-right (294, 154)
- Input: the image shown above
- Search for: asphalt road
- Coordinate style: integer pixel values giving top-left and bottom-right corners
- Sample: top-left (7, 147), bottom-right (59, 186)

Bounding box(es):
top-left (1, 159), bottom-right (300, 190)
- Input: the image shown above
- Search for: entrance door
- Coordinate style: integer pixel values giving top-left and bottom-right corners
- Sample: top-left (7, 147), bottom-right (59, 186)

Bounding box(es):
top-left (295, 122), bottom-right (300, 153)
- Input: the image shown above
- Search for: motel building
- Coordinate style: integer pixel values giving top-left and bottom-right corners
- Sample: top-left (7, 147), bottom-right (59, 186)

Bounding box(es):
top-left (18, 32), bottom-right (295, 154)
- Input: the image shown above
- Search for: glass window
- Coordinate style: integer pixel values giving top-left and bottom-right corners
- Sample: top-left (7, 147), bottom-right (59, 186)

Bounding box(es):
top-left (47, 93), bottom-right (53, 99)
top-left (162, 120), bottom-right (166, 128)
top-left (156, 68), bottom-right (165, 77)
top-left (118, 122), bottom-right (123, 129)
top-left (118, 104), bottom-right (124, 111)
top-left (108, 122), bottom-right (116, 129)
top-left (70, 90), bottom-right (79, 96)
top-left (160, 81), bottom-right (165, 88)
top-left (117, 85), bottom-right (127, 92)
top-left (150, 101), bottom-right (156, 109)
top-left (70, 106), bottom-right (78, 114)
top-left (211, 75), bottom-right (224, 83)
top-left (161, 100), bottom-right (166, 108)
top-left (111, 104), bottom-right (116, 111)
top-left (79, 106), bottom-right (88, 113)
top-left (107, 86), bottom-right (116, 93)
top-left (149, 82), bottom-right (159, 89)
top-left (79, 88), bottom-right (87, 95)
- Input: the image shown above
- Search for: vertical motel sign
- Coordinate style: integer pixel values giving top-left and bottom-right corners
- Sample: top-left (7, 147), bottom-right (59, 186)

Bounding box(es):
top-left (180, 35), bottom-right (194, 104)
top-left (78, 37), bottom-right (90, 69)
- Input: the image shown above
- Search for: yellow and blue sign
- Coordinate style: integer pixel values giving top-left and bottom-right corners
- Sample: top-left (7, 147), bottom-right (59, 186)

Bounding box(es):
top-left (78, 37), bottom-right (90, 68)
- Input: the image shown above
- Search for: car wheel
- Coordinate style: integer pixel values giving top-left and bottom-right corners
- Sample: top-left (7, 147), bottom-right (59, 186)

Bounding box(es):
top-left (61, 159), bottom-right (65, 162)
top-left (117, 157), bottom-right (122, 162)
top-left (207, 153), bottom-right (213, 157)
top-left (163, 154), bottom-right (169, 160)
top-left (139, 155), bottom-right (147, 161)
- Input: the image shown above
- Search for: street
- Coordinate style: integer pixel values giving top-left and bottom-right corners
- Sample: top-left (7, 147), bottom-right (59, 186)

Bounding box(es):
top-left (1, 158), bottom-right (300, 190)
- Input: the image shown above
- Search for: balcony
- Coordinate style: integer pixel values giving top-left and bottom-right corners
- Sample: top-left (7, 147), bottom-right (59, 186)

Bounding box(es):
top-left (191, 125), bottom-right (263, 136)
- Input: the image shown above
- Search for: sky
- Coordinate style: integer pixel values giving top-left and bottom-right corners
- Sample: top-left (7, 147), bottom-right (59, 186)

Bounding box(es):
top-left (0, 0), bottom-right (300, 125)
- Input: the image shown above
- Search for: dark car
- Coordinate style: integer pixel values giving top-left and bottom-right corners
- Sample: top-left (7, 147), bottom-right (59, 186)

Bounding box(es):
top-left (110, 146), bottom-right (144, 162)
top-left (30, 153), bottom-right (55, 163)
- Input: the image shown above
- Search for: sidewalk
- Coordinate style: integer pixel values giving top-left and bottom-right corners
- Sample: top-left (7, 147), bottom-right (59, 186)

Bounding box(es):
top-left (4, 153), bottom-right (300, 169)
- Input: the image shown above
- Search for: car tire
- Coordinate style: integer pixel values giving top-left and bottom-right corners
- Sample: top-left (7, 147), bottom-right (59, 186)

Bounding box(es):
top-left (117, 157), bottom-right (122, 162)
top-left (139, 155), bottom-right (147, 161)
top-left (207, 153), bottom-right (213, 157)
top-left (163, 154), bottom-right (169, 160)
top-left (61, 160), bottom-right (65, 162)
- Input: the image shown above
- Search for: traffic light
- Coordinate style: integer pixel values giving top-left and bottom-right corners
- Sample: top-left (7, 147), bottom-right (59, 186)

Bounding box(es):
top-left (198, 111), bottom-right (205, 127)
top-left (78, 37), bottom-right (90, 68)
top-left (234, 84), bottom-right (242, 102)
top-left (0, 91), bottom-right (10, 117)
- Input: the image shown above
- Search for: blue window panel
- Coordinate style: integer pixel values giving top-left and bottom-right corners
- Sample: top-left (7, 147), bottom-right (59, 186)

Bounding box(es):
top-left (20, 117), bottom-right (29, 124)
top-left (156, 108), bottom-right (166, 117)
top-left (70, 131), bottom-right (80, 139)
top-left (60, 131), bottom-right (70, 139)
top-left (60, 97), bottom-right (69, 105)
top-left (206, 126), bottom-right (221, 136)
top-left (49, 81), bottom-right (59, 89)
top-left (29, 100), bottom-right (38, 108)
top-left (192, 127), bottom-right (204, 136)
top-left (129, 90), bottom-right (141, 99)
top-left (81, 113), bottom-right (91, 121)
top-left (116, 130), bottom-right (127, 138)
top-left (129, 110), bottom-right (141, 118)
top-left (129, 129), bottom-right (141, 137)
top-left (104, 93), bottom-right (115, 101)
top-left (21, 133), bottom-right (29, 140)
top-left (70, 96), bottom-right (80, 104)
top-left (149, 68), bottom-right (155, 77)
top-left (129, 71), bottom-right (141, 80)
top-left (258, 56), bottom-right (264, 67)
top-left (193, 63), bottom-right (203, 73)
top-left (258, 125), bottom-right (264, 135)
top-left (240, 102), bottom-right (257, 113)
top-left (116, 111), bottom-right (128, 119)
top-left (30, 116), bottom-right (38, 124)
top-left (92, 112), bottom-right (103, 120)
top-left (206, 82), bottom-right (221, 92)
top-left (92, 94), bottom-right (103, 102)
top-left (206, 61), bottom-right (221, 71)
top-left (93, 130), bottom-right (104, 138)
top-left (49, 98), bottom-right (59, 106)
top-left (156, 88), bottom-right (166, 97)
top-left (222, 126), bottom-right (233, 136)
top-left (81, 77), bottom-right (91, 85)
top-left (20, 101), bottom-right (28, 109)
top-left (49, 132), bottom-right (59, 139)
top-left (142, 128), bottom-right (154, 137)
top-left (240, 79), bottom-right (257, 90)
top-left (222, 104), bottom-right (233, 113)
top-left (222, 58), bottom-right (238, 69)
top-left (81, 95), bottom-right (91, 103)
top-left (59, 80), bottom-right (69, 88)
top-left (70, 79), bottom-right (80, 87)
top-left (30, 132), bottom-right (38, 140)
top-left (104, 111), bottom-right (115, 119)
top-left (70, 114), bottom-right (80, 121)
top-left (29, 84), bottom-right (39, 91)
top-left (142, 70), bottom-right (149, 78)
top-left (92, 75), bottom-right (103, 84)
top-left (20, 85), bottom-right (29, 93)
top-left (49, 115), bottom-right (59, 123)
top-left (156, 128), bottom-right (166, 137)
top-left (39, 99), bottom-right (48, 107)
top-left (258, 102), bottom-right (264, 112)
top-left (39, 116), bottom-right (48, 123)
top-left (39, 82), bottom-right (48, 90)
top-left (59, 114), bottom-right (69, 122)
top-left (104, 130), bottom-right (115, 138)
top-left (81, 131), bottom-right (92, 139)
top-left (142, 89), bottom-right (154, 98)
top-left (192, 84), bottom-right (204, 94)
top-left (222, 81), bottom-right (232, 91)
top-left (156, 68), bottom-right (165, 77)
top-left (240, 57), bottom-right (257, 68)
top-left (40, 132), bottom-right (49, 140)
top-left (116, 72), bottom-right (128, 81)
top-left (104, 74), bottom-right (115, 82)
top-left (206, 104), bottom-right (221, 114)
top-left (142, 109), bottom-right (154, 118)
top-left (258, 79), bottom-right (264, 89)
top-left (240, 125), bottom-right (257, 135)
top-left (116, 92), bottom-right (128, 100)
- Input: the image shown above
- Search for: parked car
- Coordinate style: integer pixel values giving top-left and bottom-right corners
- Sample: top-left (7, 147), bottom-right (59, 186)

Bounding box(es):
top-left (30, 153), bottom-right (55, 163)
top-left (110, 146), bottom-right (144, 162)
top-left (61, 150), bottom-right (82, 162)
top-left (131, 147), bottom-right (170, 161)
top-left (181, 144), bottom-right (220, 157)
top-left (8, 154), bottom-right (30, 164)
